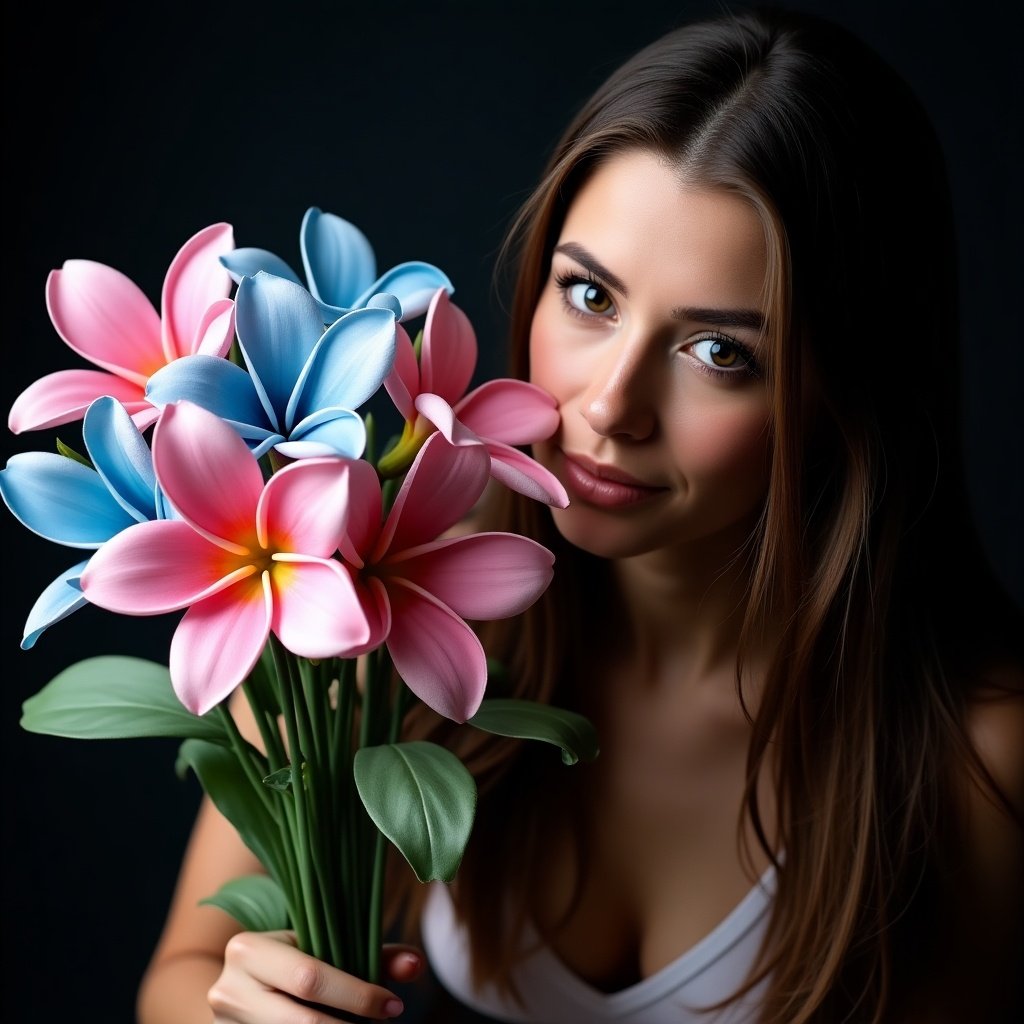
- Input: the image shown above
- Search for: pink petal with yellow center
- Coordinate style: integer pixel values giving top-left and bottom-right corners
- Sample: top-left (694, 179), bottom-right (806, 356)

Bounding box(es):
top-left (193, 298), bottom-right (236, 358)
top-left (258, 457), bottom-right (351, 557)
top-left (153, 402), bottom-right (264, 553)
top-left (384, 578), bottom-right (487, 723)
top-left (337, 459), bottom-right (382, 568)
top-left (170, 571), bottom-right (272, 715)
top-left (455, 379), bottom-right (561, 445)
top-left (376, 433), bottom-right (490, 560)
top-left (391, 533), bottom-right (554, 620)
top-left (161, 223), bottom-right (235, 362)
top-left (46, 263), bottom-right (164, 385)
top-left (80, 520), bottom-right (250, 613)
top-left (485, 440), bottom-right (570, 508)
top-left (270, 556), bottom-right (371, 657)
top-left (8, 370), bottom-right (148, 433)
top-left (383, 324), bottom-right (419, 421)
top-left (420, 290), bottom-right (476, 404)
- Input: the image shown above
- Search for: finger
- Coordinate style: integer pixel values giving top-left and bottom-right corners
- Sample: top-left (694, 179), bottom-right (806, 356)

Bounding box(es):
top-left (224, 932), bottom-right (405, 1019)
top-left (382, 943), bottom-right (426, 983)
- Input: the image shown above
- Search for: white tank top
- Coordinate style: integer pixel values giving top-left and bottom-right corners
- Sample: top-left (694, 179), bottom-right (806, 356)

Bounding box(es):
top-left (421, 864), bottom-right (776, 1024)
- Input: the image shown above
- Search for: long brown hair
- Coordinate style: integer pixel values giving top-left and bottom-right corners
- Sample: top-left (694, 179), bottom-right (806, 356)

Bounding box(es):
top-left (392, 6), bottom-right (1023, 1022)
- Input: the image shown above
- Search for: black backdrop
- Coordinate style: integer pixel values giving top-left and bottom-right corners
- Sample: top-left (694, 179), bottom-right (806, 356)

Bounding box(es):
top-left (2, 1), bottom-right (1021, 1021)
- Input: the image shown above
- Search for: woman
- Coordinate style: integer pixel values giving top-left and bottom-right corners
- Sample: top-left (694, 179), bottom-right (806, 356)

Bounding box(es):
top-left (136, 6), bottom-right (1024, 1023)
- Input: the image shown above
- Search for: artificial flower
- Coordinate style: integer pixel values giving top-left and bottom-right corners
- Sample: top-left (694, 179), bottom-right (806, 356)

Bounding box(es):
top-left (221, 206), bottom-right (453, 324)
top-left (80, 401), bottom-right (371, 715)
top-left (0, 396), bottom-right (172, 648)
top-left (337, 431), bottom-right (555, 723)
top-left (380, 288), bottom-right (569, 507)
top-left (9, 223), bottom-right (235, 434)
top-left (145, 272), bottom-right (397, 460)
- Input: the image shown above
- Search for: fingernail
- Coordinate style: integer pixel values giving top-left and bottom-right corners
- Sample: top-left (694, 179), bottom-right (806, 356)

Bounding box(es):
top-left (384, 998), bottom-right (404, 1018)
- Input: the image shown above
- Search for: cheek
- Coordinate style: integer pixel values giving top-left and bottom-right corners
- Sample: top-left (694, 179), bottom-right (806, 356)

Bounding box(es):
top-left (528, 293), bottom-right (576, 401)
top-left (666, 397), bottom-right (771, 485)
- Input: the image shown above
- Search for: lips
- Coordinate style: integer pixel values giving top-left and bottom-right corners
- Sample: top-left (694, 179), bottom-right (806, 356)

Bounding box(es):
top-left (560, 451), bottom-right (669, 508)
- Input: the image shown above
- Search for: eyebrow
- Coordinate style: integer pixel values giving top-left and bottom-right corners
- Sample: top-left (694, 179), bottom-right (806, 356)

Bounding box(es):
top-left (553, 241), bottom-right (766, 332)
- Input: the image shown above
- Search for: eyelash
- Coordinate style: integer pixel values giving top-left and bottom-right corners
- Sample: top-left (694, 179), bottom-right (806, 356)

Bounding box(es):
top-left (552, 269), bottom-right (761, 380)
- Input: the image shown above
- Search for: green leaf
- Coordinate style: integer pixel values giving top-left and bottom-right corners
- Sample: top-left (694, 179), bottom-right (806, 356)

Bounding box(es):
top-left (178, 738), bottom-right (283, 881)
top-left (468, 698), bottom-right (600, 765)
top-left (354, 741), bottom-right (476, 884)
top-left (262, 762), bottom-right (306, 792)
top-left (20, 656), bottom-right (226, 743)
top-left (55, 437), bottom-right (92, 468)
top-left (200, 874), bottom-right (290, 932)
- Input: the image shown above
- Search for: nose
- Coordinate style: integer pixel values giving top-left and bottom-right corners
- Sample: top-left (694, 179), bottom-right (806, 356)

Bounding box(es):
top-left (580, 333), bottom-right (658, 441)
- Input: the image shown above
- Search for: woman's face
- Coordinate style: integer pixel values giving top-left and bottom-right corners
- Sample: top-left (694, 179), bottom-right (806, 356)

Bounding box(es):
top-left (529, 149), bottom-right (773, 562)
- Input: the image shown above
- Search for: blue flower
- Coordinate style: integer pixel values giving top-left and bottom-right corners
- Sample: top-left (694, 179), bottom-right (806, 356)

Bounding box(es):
top-left (220, 206), bottom-right (453, 324)
top-left (145, 272), bottom-right (397, 461)
top-left (0, 396), bottom-right (171, 649)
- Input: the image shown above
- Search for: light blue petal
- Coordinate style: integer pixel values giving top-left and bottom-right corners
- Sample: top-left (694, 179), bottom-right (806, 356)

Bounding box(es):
top-left (220, 247), bottom-right (302, 288)
top-left (252, 433), bottom-right (288, 460)
top-left (146, 354), bottom-right (273, 432)
top-left (365, 292), bottom-right (404, 318)
top-left (280, 408), bottom-right (366, 459)
top-left (313, 298), bottom-right (350, 325)
top-left (83, 396), bottom-right (157, 523)
top-left (235, 273), bottom-right (324, 428)
top-left (352, 262), bottom-right (454, 321)
top-left (288, 306), bottom-right (396, 429)
top-left (0, 453), bottom-right (136, 548)
top-left (21, 560), bottom-right (91, 650)
top-left (300, 207), bottom-right (376, 309)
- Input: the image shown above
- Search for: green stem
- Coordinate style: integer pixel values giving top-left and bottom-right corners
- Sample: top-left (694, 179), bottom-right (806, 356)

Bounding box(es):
top-left (270, 636), bottom-right (329, 962)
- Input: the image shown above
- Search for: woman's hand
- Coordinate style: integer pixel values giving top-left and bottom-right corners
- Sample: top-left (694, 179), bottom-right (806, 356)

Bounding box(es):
top-left (208, 930), bottom-right (425, 1022)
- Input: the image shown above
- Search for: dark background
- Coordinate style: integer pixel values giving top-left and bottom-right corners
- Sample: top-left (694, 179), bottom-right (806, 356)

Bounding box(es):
top-left (2, 1), bottom-right (1021, 1021)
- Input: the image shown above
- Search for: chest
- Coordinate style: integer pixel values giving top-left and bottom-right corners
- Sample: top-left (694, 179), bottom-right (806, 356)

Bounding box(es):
top-left (529, 677), bottom-right (775, 992)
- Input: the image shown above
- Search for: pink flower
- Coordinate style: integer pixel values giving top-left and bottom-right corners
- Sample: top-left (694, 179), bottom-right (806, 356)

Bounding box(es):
top-left (380, 288), bottom-right (568, 507)
top-left (338, 432), bottom-right (555, 723)
top-left (80, 401), bottom-right (370, 716)
top-left (9, 224), bottom-right (236, 434)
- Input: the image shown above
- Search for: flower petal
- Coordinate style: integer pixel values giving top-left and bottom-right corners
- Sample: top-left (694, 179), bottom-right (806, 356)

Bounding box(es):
top-left (153, 401), bottom-right (263, 550)
top-left (455, 379), bottom-right (560, 445)
top-left (385, 578), bottom-right (486, 723)
top-left (377, 432), bottom-right (489, 558)
top-left (194, 298), bottom-right (236, 358)
top-left (337, 458), bottom-right (382, 567)
top-left (220, 247), bottom-right (303, 288)
top-left (279, 407), bottom-right (366, 460)
top-left (271, 557), bottom-right (371, 657)
top-left (81, 519), bottom-right (243, 613)
top-left (161, 223), bottom-right (235, 361)
top-left (300, 207), bottom-right (376, 310)
top-left (289, 306), bottom-right (396, 429)
top-left (392, 533), bottom-right (554, 620)
top-left (8, 369), bottom-right (149, 434)
top-left (383, 324), bottom-right (419, 421)
top-left (45, 262), bottom-right (163, 385)
top-left (21, 559), bottom-right (91, 650)
top-left (170, 572), bottom-right (272, 715)
top-left (258, 457), bottom-right (350, 555)
top-left (353, 263), bottom-right (454, 322)
top-left (0, 452), bottom-right (136, 547)
top-left (83, 395), bottom-right (157, 522)
top-left (235, 273), bottom-right (325, 430)
top-left (421, 289), bottom-right (476, 403)
top-left (414, 393), bottom-right (480, 447)
top-left (146, 354), bottom-right (271, 433)
top-left (486, 440), bottom-right (570, 508)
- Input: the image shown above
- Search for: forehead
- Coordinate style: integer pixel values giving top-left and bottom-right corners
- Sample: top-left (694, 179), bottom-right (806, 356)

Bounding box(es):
top-left (558, 150), bottom-right (769, 308)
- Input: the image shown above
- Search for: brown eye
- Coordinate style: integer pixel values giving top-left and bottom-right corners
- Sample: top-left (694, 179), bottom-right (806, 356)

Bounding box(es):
top-left (566, 280), bottom-right (613, 315)
top-left (709, 340), bottom-right (738, 367)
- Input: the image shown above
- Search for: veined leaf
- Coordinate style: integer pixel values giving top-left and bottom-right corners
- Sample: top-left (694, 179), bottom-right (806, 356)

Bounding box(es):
top-left (354, 741), bottom-right (475, 883)
top-left (468, 698), bottom-right (600, 765)
top-left (200, 874), bottom-right (290, 932)
top-left (20, 655), bottom-right (226, 743)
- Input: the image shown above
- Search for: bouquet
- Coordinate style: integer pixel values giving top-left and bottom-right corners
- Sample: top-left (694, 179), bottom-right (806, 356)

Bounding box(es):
top-left (2, 208), bottom-right (598, 996)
